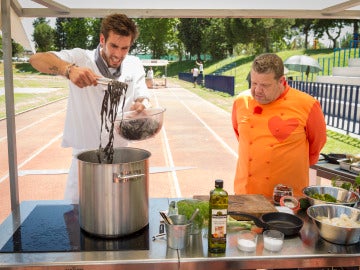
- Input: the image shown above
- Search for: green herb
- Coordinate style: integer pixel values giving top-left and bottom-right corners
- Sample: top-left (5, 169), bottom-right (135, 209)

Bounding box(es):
top-left (299, 197), bottom-right (311, 210)
top-left (331, 175), bottom-right (360, 193)
top-left (177, 199), bottom-right (209, 227)
top-left (227, 216), bottom-right (253, 229)
top-left (309, 192), bottom-right (337, 203)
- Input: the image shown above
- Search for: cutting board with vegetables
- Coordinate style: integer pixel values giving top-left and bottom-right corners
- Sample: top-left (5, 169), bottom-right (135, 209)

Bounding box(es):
top-left (193, 194), bottom-right (277, 219)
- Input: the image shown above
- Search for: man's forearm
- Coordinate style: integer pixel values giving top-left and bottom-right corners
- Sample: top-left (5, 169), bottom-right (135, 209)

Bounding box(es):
top-left (29, 52), bottom-right (72, 78)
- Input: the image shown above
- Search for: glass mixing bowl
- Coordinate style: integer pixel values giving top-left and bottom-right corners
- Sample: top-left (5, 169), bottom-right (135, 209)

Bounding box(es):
top-left (115, 107), bottom-right (165, 141)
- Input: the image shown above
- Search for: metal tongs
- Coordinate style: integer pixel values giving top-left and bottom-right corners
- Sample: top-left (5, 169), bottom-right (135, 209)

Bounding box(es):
top-left (97, 77), bottom-right (128, 94)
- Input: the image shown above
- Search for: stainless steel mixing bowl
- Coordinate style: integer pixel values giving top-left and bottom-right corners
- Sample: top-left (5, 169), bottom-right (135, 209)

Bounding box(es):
top-left (307, 204), bottom-right (360, 245)
top-left (302, 185), bottom-right (359, 206)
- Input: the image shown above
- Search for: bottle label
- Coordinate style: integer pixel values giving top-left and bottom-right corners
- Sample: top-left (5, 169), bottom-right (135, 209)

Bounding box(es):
top-left (210, 209), bottom-right (227, 238)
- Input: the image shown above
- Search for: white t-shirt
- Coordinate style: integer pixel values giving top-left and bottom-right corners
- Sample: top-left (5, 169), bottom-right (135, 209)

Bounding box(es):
top-left (192, 68), bottom-right (200, 77)
top-left (52, 48), bottom-right (150, 149)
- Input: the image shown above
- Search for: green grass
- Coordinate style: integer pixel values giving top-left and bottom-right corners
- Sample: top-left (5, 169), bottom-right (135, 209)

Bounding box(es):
top-left (167, 48), bottom-right (338, 95)
top-left (0, 62), bottom-right (68, 119)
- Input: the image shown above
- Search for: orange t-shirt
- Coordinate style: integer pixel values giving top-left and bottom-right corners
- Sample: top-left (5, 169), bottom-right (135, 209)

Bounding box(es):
top-left (231, 84), bottom-right (326, 197)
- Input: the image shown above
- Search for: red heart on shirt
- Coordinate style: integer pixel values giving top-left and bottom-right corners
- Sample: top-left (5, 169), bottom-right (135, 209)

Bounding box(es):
top-left (268, 116), bottom-right (299, 142)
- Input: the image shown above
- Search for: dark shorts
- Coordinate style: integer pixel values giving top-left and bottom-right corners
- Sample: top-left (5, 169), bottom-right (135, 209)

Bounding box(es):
top-left (193, 76), bottom-right (198, 82)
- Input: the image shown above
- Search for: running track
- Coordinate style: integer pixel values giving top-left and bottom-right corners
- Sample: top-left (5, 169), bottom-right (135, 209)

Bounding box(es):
top-left (0, 82), bottom-right (239, 223)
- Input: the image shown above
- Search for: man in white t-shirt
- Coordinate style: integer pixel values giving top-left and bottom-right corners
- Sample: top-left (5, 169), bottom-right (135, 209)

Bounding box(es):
top-left (191, 66), bottom-right (200, 87)
top-left (30, 13), bottom-right (151, 203)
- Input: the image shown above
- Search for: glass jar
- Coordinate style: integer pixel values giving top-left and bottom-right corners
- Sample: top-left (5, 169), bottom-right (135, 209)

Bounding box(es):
top-left (273, 184), bottom-right (293, 205)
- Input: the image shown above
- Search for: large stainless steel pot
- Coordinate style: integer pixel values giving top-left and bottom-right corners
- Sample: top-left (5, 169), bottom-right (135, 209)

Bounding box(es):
top-left (77, 147), bottom-right (151, 238)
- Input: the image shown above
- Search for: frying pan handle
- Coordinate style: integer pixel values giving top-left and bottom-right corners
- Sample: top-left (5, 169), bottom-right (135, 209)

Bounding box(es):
top-left (228, 211), bottom-right (269, 229)
top-left (320, 153), bottom-right (328, 160)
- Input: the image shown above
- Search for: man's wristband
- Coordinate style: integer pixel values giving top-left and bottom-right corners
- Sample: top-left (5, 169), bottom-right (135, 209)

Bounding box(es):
top-left (64, 63), bottom-right (76, 79)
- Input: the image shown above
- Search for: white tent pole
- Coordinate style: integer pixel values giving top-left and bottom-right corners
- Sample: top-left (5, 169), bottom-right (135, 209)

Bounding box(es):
top-left (2, 0), bottom-right (20, 211)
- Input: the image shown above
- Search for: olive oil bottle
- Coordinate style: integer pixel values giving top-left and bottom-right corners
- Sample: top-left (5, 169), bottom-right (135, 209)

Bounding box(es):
top-left (208, 179), bottom-right (228, 254)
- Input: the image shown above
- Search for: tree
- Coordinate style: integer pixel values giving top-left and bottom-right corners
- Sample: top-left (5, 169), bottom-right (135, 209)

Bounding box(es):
top-left (178, 18), bottom-right (210, 59)
top-left (33, 21), bottom-right (55, 52)
top-left (203, 19), bottom-right (229, 60)
top-left (61, 18), bottom-right (92, 49)
top-left (54, 18), bottom-right (68, 50)
top-left (88, 18), bottom-right (101, 49)
top-left (292, 19), bottom-right (316, 49)
top-left (223, 18), bottom-right (238, 56)
top-left (135, 18), bottom-right (178, 59)
top-left (313, 19), bottom-right (345, 49)
top-left (230, 18), bottom-right (294, 54)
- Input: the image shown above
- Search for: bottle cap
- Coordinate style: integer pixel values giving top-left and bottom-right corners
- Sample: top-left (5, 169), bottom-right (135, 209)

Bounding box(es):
top-left (215, 179), bottom-right (223, 188)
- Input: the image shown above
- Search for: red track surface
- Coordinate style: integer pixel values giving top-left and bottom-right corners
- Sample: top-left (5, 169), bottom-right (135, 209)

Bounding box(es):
top-left (0, 82), bottom-right (238, 223)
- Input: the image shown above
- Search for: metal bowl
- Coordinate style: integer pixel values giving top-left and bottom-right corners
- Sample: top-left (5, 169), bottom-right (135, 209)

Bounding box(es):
top-left (307, 204), bottom-right (360, 245)
top-left (302, 185), bottom-right (359, 207)
top-left (115, 107), bottom-right (165, 141)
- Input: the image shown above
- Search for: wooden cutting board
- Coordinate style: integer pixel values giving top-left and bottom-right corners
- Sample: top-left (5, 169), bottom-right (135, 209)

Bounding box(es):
top-left (193, 194), bottom-right (277, 219)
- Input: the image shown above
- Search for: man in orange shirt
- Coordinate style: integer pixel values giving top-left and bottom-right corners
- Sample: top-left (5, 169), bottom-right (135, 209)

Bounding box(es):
top-left (232, 53), bottom-right (327, 197)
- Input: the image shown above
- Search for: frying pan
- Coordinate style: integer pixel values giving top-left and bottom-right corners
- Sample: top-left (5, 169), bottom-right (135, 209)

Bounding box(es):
top-left (320, 153), bottom-right (347, 164)
top-left (228, 211), bottom-right (303, 236)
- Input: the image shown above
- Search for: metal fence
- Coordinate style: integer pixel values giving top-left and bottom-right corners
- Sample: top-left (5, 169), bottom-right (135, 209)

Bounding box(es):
top-left (178, 72), bottom-right (235, 96)
top-left (289, 81), bottom-right (360, 136)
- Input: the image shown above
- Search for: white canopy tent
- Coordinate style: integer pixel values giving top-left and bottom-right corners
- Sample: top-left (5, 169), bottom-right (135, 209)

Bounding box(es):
top-left (142, 59), bottom-right (169, 88)
top-left (2, 0), bottom-right (360, 210)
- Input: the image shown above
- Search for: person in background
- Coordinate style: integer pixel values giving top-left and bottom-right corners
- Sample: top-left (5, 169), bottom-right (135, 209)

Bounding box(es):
top-left (196, 59), bottom-right (204, 85)
top-left (147, 67), bottom-right (154, 86)
top-left (30, 13), bottom-right (151, 203)
top-left (191, 65), bottom-right (200, 87)
top-left (231, 53), bottom-right (326, 197)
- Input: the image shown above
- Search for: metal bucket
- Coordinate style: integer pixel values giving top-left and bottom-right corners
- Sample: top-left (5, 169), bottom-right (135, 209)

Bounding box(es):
top-left (77, 147), bottom-right (151, 237)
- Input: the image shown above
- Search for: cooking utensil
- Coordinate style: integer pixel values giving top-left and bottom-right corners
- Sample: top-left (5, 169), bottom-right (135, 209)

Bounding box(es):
top-left (97, 77), bottom-right (128, 94)
top-left (307, 204), bottom-right (360, 245)
top-left (228, 211), bottom-right (303, 236)
top-left (77, 147), bottom-right (151, 237)
top-left (320, 153), bottom-right (347, 164)
top-left (160, 211), bottom-right (173, 225)
top-left (152, 233), bottom-right (166, 241)
top-left (188, 208), bottom-right (200, 224)
top-left (302, 185), bottom-right (359, 207)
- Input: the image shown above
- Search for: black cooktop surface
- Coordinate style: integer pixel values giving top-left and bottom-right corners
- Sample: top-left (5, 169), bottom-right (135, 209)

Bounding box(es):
top-left (0, 205), bottom-right (149, 253)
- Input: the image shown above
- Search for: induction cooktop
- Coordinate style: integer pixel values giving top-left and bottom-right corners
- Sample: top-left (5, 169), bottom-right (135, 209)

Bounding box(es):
top-left (0, 205), bottom-right (149, 253)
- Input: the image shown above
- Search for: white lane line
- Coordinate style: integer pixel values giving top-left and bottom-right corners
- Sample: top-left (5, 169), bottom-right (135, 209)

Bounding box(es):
top-left (0, 109), bottom-right (66, 142)
top-left (152, 90), bottom-right (182, 198)
top-left (0, 133), bottom-right (63, 184)
top-left (169, 88), bottom-right (238, 159)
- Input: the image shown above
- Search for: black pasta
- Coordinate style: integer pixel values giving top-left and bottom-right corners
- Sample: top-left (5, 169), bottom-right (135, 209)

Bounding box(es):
top-left (97, 81), bottom-right (127, 164)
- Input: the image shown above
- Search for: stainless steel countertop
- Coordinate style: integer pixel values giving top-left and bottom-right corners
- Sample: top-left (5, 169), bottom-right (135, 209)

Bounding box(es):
top-left (0, 199), bottom-right (359, 270)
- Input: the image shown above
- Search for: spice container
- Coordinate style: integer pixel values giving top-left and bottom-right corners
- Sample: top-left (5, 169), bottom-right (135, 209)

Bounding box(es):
top-left (273, 184), bottom-right (293, 205)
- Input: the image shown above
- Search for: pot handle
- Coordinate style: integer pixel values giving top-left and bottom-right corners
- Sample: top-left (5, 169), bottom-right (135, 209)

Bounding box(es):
top-left (113, 172), bottom-right (145, 183)
top-left (228, 211), bottom-right (269, 230)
